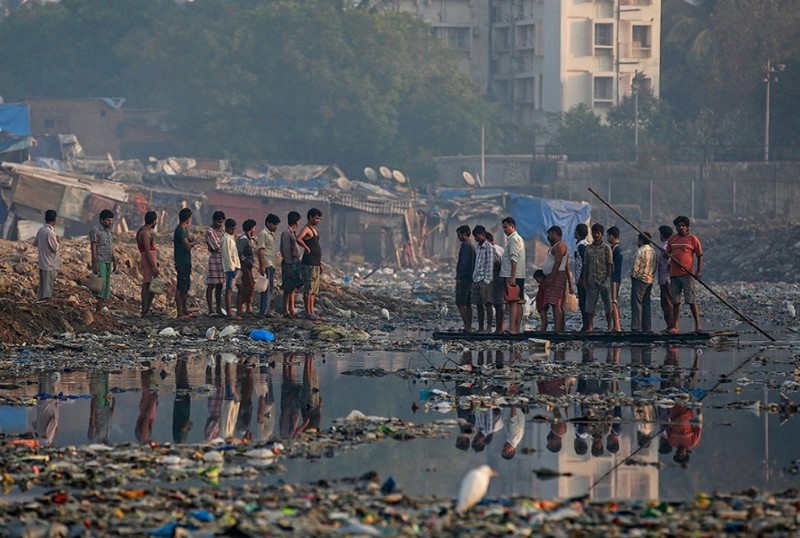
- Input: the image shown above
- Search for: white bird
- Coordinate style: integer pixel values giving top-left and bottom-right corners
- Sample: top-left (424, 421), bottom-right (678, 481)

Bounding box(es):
top-left (381, 308), bottom-right (391, 320)
top-left (522, 293), bottom-right (536, 320)
top-left (438, 303), bottom-right (449, 319)
top-left (219, 325), bottom-right (238, 338)
top-left (206, 326), bottom-right (218, 341)
top-left (784, 301), bottom-right (796, 319)
top-left (158, 327), bottom-right (178, 337)
top-left (456, 465), bottom-right (498, 514)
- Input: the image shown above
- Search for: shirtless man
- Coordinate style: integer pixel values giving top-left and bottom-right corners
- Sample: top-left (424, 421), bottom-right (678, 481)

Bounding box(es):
top-left (296, 208), bottom-right (323, 321)
top-left (137, 211), bottom-right (160, 317)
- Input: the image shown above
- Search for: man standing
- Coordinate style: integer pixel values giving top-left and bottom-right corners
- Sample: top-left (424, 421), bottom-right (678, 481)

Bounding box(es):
top-left (573, 223), bottom-right (589, 330)
top-left (237, 219), bottom-right (257, 318)
top-left (173, 207), bottom-right (194, 319)
top-left (657, 225), bottom-right (676, 332)
top-left (486, 232), bottom-right (505, 333)
top-left (543, 225), bottom-right (571, 332)
top-left (205, 211), bottom-right (226, 316)
top-left (89, 209), bottom-right (116, 313)
top-left (137, 211), bottom-right (160, 317)
top-left (607, 226), bottom-right (623, 332)
top-left (35, 209), bottom-right (61, 301)
top-left (221, 218), bottom-right (240, 319)
top-left (280, 211), bottom-right (302, 317)
top-left (630, 232), bottom-right (656, 332)
top-left (471, 225), bottom-right (493, 333)
top-left (579, 223), bottom-right (613, 332)
top-left (454, 225), bottom-right (476, 332)
top-left (296, 208), bottom-right (323, 321)
top-left (667, 215), bottom-right (703, 332)
top-left (257, 213), bottom-right (281, 318)
top-left (500, 217), bottom-right (526, 334)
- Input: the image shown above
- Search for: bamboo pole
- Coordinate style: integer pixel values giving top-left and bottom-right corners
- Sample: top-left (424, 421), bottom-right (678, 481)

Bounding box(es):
top-left (587, 187), bottom-right (775, 342)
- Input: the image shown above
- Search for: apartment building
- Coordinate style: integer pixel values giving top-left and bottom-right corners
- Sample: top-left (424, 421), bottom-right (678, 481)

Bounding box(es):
top-left (393, 0), bottom-right (492, 93)
top-left (394, 0), bottom-right (661, 127)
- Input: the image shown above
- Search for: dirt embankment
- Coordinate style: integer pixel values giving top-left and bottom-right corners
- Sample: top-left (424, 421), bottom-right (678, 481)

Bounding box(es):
top-left (0, 227), bottom-right (422, 345)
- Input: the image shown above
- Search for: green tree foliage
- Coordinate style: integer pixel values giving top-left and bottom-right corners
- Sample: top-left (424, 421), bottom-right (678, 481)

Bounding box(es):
top-left (0, 0), bottom-right (502, 179)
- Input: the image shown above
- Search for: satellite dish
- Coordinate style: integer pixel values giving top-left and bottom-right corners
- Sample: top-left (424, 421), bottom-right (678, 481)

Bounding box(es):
top-left (336, 176), bottom-right (352, 191)
top-left (462, 171), bottom-right (476, 186)
top-left (364, 167), bottom-right (377, 181)
top-left (392, 170), bottom-right (407, 184)
top-left (379, 166), bottom-right (392, 179)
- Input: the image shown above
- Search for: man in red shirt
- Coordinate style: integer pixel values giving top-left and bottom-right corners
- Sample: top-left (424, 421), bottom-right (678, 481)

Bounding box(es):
top-left (666, 215), bottom-right (703, 332)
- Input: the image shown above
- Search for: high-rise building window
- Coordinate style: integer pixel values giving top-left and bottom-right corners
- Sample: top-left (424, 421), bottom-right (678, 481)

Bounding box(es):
top-left (594, 23), bottom-right (613, 47)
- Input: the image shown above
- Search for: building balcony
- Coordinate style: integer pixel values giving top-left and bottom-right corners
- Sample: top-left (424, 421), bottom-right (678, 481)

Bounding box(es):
top-left (619, 42), bottom-right (652, 59)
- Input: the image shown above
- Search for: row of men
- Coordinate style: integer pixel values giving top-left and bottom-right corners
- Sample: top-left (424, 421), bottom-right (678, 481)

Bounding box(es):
top-left (454, 215), bottom-right (702, 334)
top-left (572, 216), bottom-right (702, 333)
top-left (34, 207), bottom-right (328, 320)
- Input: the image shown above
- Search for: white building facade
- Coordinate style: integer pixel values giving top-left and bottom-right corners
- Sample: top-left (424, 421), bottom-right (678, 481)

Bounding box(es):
top-left (394, 0), bottom-right (661, 127)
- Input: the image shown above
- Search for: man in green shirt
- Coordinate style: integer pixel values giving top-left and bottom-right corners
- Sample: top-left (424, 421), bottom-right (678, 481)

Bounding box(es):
top-left (173, 207), bottom-right (195, 318)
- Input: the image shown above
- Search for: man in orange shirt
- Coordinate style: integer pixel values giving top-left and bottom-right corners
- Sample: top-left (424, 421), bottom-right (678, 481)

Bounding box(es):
top-left (666, 215), bottom-right (703, 332)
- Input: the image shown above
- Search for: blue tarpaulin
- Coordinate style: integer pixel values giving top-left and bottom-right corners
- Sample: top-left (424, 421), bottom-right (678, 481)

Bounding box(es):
top-left (0, 103), bottom-right (30, 136)
top-left (507, 194), bottom-right (591, 253)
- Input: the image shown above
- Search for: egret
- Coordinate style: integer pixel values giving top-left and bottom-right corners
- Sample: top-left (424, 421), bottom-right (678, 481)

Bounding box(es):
top-left (784, 301), bottom-right (796, 319)
top-left (381, 308), bottom-right (391, 320)
top-left (456, 465), bottom-right (497, 514)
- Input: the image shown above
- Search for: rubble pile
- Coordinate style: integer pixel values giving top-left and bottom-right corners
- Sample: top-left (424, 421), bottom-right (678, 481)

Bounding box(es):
top-left (693, 218), bottom-right (800, 282)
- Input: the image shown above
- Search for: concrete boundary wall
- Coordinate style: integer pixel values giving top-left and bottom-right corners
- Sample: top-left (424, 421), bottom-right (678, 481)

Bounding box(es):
top-left (435, 156), bottom-right (800, 221)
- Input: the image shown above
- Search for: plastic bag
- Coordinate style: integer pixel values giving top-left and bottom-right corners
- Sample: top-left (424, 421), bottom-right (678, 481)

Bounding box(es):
top-left (564, 292), bottom-right (578, 313)
top-left (149, 277), bottom-right (165, 295)
top-left (254, 273), bottom-right (269, 293)
top-left (88, 273), bottom-right (103, 293)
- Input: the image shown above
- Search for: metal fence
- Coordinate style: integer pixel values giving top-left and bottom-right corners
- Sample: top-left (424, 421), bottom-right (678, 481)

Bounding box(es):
top-left (533, 145), bottom-right (800, 163)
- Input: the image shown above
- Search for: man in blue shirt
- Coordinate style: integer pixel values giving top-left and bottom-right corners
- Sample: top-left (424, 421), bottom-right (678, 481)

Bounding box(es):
top-left (455, 225), bottom-right (476, 332)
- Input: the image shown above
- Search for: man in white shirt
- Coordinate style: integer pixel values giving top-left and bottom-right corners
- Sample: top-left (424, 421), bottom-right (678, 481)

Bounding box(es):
top-left (499, 217), bottom-right (526, 334)
top-left (221, 218), bottom-right (241, 319)
top-left (35, 209), bottom-right (61, 301)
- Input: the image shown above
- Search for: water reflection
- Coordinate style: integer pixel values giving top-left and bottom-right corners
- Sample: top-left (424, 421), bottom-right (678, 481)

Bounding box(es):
top-left (0, 345), bottom-right (797, 502)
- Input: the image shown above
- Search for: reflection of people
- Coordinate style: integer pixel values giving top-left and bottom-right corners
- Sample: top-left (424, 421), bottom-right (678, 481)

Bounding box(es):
top-left (538, 350), bottom-right (573, 454)
top-left (501, 406), bottom-right (524, 459)
top-left (88, 372), bottom-right (115, 444)
top-left (33, 374), bottom-right (59, 447)
top-left (204, 354), bottom-right (223, 440)
top-left (135, 369), bottom-right (159, 443)
top-left (660, 347), bottom-right (703, 464)
top-left (172, 357), bottom-right (193, 443)
top-left (220, 354), bottom-right (241, 439)
top-left (254, 359), bottom-right (276, 442)
top-left (472, 408), bottom-right (502, 452)
top-left (279, 353), bottom-right (322, 438)
top-left (236, 356), bottom-right (257, 441)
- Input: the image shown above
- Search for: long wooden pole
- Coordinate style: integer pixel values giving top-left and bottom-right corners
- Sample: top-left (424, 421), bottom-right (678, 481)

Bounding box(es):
top-left (587, 187), bottom-right (775, 341)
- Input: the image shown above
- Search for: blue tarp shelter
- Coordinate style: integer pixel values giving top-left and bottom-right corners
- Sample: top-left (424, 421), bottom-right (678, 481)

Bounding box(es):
top-left (507, 194), bottom-right (591, 253)
top-left (0, 103), bottom-right (30, 136)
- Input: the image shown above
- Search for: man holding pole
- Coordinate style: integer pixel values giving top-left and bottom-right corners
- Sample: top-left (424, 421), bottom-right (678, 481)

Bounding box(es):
top-left (666, 216), bottom-right (703, 333)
